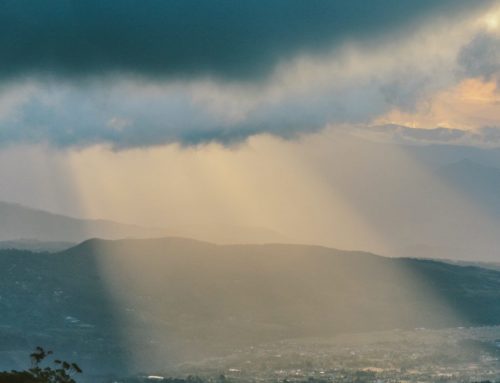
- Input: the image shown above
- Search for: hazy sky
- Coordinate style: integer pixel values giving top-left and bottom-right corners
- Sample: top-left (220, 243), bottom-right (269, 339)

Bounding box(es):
top-left (2, 1), bottom-right (500, 258)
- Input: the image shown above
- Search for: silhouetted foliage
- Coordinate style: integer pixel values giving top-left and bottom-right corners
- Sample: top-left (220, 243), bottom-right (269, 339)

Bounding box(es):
top-left (0, 347), bottom-right (82, 383)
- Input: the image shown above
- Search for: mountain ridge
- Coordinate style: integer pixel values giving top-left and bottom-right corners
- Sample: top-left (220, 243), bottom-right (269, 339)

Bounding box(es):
top-left (0, 200), bottom-right (288, 245)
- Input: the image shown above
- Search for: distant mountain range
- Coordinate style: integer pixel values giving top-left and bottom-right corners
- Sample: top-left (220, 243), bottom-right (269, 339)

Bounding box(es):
top-left (2, 237), bottom-right (500, 375)
top-left (0, 201), bottom-right (287, 246)
top-left (0, 201), bottom-right (165, 243)
top-left (1, 157), bottom-right (500, 257)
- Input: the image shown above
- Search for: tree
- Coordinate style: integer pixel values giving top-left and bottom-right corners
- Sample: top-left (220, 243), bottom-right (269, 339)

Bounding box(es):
top-left (0, 346), bottom-right (82, 383)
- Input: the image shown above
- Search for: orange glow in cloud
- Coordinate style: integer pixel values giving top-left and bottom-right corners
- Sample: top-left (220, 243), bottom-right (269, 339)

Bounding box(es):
top-left (374, 78), bottom-right (500, 130)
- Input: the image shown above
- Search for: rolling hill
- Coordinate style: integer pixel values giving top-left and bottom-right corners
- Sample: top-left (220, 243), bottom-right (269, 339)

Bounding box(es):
top-left (2, 238), bottom-right (500, 374)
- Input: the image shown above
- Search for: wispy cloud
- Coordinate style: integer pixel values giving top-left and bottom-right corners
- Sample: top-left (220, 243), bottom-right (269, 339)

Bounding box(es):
top-left (352, 124), bottom-right (500, 148)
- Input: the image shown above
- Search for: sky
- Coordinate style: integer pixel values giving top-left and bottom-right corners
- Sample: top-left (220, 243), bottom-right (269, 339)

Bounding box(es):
top-left (2, 1), bottom-right (500, 259)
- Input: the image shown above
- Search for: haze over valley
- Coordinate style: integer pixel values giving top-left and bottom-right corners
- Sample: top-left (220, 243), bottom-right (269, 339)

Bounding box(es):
top-left (3, 1), bottom-right (500, 382)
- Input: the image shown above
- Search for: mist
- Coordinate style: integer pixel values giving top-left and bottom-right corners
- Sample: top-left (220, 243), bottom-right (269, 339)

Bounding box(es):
top-left (2, 130), bottom-right (500, 261)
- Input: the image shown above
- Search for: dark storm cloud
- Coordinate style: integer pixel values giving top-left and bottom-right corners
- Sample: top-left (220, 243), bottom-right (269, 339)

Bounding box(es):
top-left (0, 0), bottom-right (490, 81)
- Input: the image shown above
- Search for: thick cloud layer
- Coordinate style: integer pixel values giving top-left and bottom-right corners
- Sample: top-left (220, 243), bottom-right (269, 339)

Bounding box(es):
top-left (0, 0), bottom-right (490, 81)
top-left (0, 1), bottom-right (497, 148)
top-left (0, 81), bottom-right (377, 148)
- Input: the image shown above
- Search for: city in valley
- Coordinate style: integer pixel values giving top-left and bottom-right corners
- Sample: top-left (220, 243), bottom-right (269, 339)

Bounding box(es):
top-left (117, 327), bottom-right (500, 383)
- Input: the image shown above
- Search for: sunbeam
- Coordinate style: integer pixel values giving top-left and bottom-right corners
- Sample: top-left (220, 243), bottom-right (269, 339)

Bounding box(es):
top-left (3, 2), bottom-right (500, 382)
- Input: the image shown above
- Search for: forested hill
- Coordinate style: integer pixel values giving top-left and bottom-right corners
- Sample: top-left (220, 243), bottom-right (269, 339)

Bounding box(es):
top-left (2, 238), bottom-right (500, 373)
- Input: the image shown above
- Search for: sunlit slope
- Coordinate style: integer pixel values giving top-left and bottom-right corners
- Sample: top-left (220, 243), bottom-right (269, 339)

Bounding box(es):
top-left (65, 238), bottom-right (500, 332)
